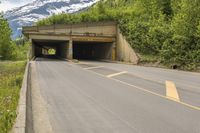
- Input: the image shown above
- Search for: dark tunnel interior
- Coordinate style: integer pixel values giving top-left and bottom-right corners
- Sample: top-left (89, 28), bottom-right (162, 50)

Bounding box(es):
top-left (32, 40), bottom-right (68, 59)
top-left (73, 41), bottom-right (113, 60)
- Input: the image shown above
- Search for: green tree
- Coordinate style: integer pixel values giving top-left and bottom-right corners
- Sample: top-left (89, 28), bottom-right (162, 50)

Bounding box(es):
top-left (0, 14), bottom-right (15, 60)
top-left (161, 0), bottom-right (200, 69)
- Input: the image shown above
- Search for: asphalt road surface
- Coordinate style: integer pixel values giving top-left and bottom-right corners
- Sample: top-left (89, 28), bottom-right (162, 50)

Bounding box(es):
top-left (33, 58), bottom-right (200, 133)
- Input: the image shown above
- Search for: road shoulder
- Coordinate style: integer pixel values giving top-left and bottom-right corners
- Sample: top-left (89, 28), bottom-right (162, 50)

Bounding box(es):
top-left (31, 62), bottom-right (53, 133)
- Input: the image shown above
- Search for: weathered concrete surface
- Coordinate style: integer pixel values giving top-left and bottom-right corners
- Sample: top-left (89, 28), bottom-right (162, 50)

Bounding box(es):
top-left (23, 22), bottom-right (139, 63)
top-left (23, 22), bottom-right (117, 37)
top-left (117, 29), bottom-right (139, 64)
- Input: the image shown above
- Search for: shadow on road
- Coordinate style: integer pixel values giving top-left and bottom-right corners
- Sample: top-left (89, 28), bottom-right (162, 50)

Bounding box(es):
top-left (34, 55), bottom-right (66, 62)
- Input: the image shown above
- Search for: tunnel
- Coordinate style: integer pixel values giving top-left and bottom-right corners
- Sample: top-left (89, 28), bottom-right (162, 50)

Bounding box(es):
top-left (31, 39), bottom-right (115, 60)
top-left (32, 40), bottom-right (69, 59)
top-left (73, 41), bottom-right (113, 60)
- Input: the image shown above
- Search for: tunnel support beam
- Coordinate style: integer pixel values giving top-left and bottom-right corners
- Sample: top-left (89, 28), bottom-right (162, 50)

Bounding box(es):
top-left (31, 40), bottom-right (35, 59)
top-left (112, 42), bottom-right (116, 61)
top-left (67, 39), bottom-right (73, 59)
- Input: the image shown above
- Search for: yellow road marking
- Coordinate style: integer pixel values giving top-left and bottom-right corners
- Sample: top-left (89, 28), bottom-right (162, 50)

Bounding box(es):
top-left (84, 66), bottom-right (104, 70)
top-left (83, 69), bottom-right (200, 111)
top-left (107, 71), bottom-right (127, 78)
top-left (166, 81), bottom-right (180, 101)
top-left (113, 78), bottom-right (200, 111)
top-left (116, 72), bottom-right (199, 90)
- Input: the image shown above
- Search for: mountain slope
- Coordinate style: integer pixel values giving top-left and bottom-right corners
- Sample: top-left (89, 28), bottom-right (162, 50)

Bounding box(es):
top-left (4, 0), bottom-right (99, 39)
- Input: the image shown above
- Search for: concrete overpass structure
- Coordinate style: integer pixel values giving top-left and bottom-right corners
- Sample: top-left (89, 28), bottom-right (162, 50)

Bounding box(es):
top-left (23, 22), bottom-right (138, 63)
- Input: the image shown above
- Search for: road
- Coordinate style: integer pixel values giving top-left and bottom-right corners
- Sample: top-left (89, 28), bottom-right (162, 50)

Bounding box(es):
top-left (32, 58), bottom-right (200, 133)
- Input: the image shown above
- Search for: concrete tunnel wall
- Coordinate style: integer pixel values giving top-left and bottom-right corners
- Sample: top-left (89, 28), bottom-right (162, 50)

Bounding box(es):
top-left (32, 42), bottom-right (43, 57)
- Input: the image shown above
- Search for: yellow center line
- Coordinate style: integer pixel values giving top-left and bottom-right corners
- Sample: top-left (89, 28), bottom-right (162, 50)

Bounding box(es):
top-left (83, 68), bottom-right (200, 111)
top-left (84, 66), bottom-right (104, 70)
top-left (166, 81), bottom-right (180, 101)
top-left (107, 71), bottom-right (128, 78)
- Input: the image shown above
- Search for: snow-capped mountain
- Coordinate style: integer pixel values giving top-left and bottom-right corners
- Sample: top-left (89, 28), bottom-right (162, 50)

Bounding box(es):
top-left (4, 0), bottom-right (99, 39)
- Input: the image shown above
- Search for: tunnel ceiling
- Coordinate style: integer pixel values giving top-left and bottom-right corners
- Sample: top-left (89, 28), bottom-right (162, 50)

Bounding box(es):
top-left (33, 40), bottom-right (68, 50)
top-left (33, 40), bottom-right (67, 46)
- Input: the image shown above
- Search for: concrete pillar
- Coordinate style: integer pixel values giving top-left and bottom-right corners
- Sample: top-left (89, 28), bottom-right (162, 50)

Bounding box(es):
top-left (111, 42), bottom-right (116, 61)
top-left (31, 40), bottom-right (35, 59)
top-left (67, 39), bottom-right (73, 59)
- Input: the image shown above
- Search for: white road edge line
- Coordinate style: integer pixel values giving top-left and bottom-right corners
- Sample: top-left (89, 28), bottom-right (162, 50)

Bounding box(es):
top-left (107, 71), bottom-right (128, 78)
top-left (84, 66), bottom-right (104, 70)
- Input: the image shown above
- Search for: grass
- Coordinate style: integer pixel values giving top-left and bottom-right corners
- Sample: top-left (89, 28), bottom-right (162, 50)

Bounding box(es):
top-left (137, 54), bottom-right (170, 69)
top-left (138, 54), bottom-right (160, 64)
top-left (0, 61), bottom-right (26, 133)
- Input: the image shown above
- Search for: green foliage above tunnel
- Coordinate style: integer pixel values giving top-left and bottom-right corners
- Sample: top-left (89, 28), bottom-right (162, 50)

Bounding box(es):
top-left (37, 0), bottom-right (200, 70)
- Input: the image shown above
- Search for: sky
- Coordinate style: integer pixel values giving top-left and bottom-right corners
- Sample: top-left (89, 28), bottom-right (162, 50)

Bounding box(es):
top-left (0, 0), bottom-right (34, 12)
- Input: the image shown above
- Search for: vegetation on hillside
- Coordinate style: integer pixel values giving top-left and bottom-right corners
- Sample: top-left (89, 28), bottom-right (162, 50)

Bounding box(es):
top-left (0, 61), bottom-right (26, 133)
top-left (37, 0), bottom-right (200, 70)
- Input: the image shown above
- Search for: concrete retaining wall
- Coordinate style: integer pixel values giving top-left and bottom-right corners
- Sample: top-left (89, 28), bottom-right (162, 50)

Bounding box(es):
top-left (25, 63), bottom-right (34, 133)
top-left (12, 62), bottom-right (34, 133)
top-left (117, 28), bottom-right (139, 64)
top-left (12, 62), bottom-right (30, 133)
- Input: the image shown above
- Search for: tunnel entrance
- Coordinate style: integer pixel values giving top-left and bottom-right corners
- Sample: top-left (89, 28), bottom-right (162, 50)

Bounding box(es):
top-left (32, 39), bottom-right (115, 61)
top-left (73, 41), bottom-right (113, 60)
top-left (32, 40), bottom-right (69, 59)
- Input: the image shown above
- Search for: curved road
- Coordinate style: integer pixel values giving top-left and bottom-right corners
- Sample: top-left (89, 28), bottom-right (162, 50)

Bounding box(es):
top-left (31, 58), bottom-right (200, 133)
